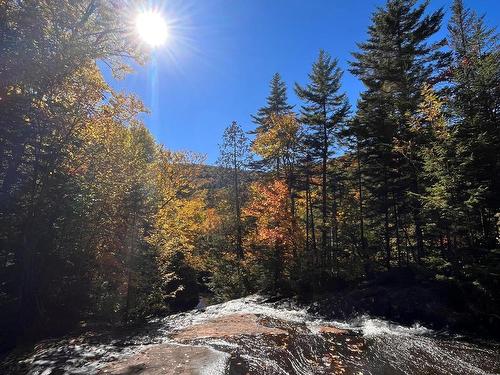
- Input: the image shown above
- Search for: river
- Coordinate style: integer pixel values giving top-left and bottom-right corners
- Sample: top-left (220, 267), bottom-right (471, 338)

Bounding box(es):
top-left (1, 295), bottom-right (498, 374)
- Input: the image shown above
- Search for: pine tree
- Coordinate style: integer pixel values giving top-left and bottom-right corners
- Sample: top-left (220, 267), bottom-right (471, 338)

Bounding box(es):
top-left (349, 0), bottom-right (449, 267)
top-left (295, 50), bottom-right (350, 265)
top-left (251, 73), bottom-right (294, 173)
top-left (446, 0), bottom-right (500, 248)
top-left (252, 73), bottom-right (294, 131)
top-left (412, 84), bottom-right (458, 258)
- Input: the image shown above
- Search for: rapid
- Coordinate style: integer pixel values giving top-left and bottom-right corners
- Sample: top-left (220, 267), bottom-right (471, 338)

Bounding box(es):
top-left (1, 295), bottom-right (498, 374)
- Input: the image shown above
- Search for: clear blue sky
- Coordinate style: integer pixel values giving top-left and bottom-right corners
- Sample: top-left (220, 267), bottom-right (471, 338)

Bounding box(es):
top-left (105, 0), bottom-right (499, 164)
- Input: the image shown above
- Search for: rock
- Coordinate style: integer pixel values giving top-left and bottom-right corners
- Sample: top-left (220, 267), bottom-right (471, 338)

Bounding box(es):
top-left (310, 273), bottom-right (500, 338)
top-left (99, 344), bottom-right (229, 375)
top-left (317, 326), bottom-right (348, 335)
top-left (172, 313), bottom-right (288, 341)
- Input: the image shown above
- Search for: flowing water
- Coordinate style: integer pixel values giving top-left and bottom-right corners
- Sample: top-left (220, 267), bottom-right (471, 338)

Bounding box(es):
top-left (1, 295), bottom-right (498, 374)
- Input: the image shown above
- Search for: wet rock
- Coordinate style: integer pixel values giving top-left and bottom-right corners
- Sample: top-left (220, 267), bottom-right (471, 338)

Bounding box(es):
top-left (317, 326), bottom-right (348, 335)
top-left (3, 295), bottom-right (499, 375)
top-left (99, 344), bottom-right (229, 375)
top-left (310, 270), bottom-right (500, 339)
top-left (172, 313), bottom-right (288, 341)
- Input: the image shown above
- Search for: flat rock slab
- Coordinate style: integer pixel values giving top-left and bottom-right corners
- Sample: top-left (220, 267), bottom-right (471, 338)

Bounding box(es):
top-left (99, 343), bottom-right (228, 375)
top-left (173, 313), bottom-right (288, 341)
top-left (317, 326), bottom-right (348, 335)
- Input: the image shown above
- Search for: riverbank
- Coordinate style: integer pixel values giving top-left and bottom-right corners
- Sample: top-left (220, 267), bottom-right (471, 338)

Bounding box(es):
top-left (305, 269), bottom-right (500, 340)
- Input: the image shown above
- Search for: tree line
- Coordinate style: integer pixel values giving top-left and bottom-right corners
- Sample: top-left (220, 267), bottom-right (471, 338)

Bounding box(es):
top-left (0, 0), bottom-right (211, 351)
top-left (0, 0), bottom-right (498, 352)
top-left (212, 0), bottom-right (499, 298)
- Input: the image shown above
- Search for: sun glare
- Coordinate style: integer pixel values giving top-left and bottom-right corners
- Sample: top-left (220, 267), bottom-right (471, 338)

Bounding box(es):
top-left (136, 10), bottom-right (168, 47)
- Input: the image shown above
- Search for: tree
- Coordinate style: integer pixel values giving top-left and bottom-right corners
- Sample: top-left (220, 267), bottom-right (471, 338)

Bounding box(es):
top-left (255, 113), bottom-right (304, 267)
top-left (410, 84), bottom-right (458, 259)
top-left (349, 0), bottom-right (449, 267)
top-left (217, 121), bottom-right (252, 259)
top-left (0, 0), bottom-right (212, 350)
top-left (243, 179), bottom-right (301, 291)
top-left (251, 73), bottom-right (294, 173)
top-left (446, 0), bottom-right (500, 248)
top-left (295, 50), bottom-right (350, 266)
top-left (252, 73), bottom-right (294, 131)
top-left (252, 114), bottom-right (301, 180)
top-left (147, 150), bottom-right (208, 312)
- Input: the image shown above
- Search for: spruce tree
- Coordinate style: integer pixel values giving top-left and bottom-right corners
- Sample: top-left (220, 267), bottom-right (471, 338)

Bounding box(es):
top-left (251, 73), bottom-right (294, 174)
top-left (446, 0), bottom-right (500, 248)
top-left (349, 0), bottom-right (449, 266)
top-left (252, 72), bottom-right (294, 132)
top-left (295, 50), bottom-right (350, 265)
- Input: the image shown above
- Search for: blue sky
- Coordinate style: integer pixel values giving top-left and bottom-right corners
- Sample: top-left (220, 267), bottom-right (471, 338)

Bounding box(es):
top-left (105, 0), bottom-right (499, 164)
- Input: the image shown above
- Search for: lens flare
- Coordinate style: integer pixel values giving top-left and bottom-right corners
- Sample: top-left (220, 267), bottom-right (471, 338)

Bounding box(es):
top-left (136, 10), bottom-right (168, 47)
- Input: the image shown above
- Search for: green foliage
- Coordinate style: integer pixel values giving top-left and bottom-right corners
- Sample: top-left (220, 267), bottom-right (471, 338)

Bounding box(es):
top-left (1, 0), bottom-right (499, 352)
top-left (207, 254), bottom-right (258, 302)
top-left (214, 0), bottom-right (499, 299)
top-left (252, 73), bottom-right (294, 131)
top-left (0, 0), bottom-right (209, 350)
top-left (251, 73), bottom-right (295, 173)
top-left (348, 0), bottom-right (449, 267)
top-left (295, 50), bottom-right (350, 261)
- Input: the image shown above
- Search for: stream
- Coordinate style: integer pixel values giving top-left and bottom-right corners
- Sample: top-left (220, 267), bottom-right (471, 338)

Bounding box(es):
top-left (1, 295), bottom-right (499, 374)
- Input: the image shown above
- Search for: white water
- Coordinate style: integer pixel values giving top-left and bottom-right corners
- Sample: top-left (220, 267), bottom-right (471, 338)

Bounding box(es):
top-left (2, 295), bottom-right (498, 375)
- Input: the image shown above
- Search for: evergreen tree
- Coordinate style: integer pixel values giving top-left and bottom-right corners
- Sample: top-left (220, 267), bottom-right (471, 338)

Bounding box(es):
top-left (446, 0), bottom-right (500, 248)
top-left (349, 0), bottom-right (449, 266)
top-left (412, 84), bottom-right (458, 259)
top-left (252, 72), bottom-right (294, 131)
top-left (295, 50), bottom-right (350, 265)
top-left (251, 73), bottom-right (294, 173)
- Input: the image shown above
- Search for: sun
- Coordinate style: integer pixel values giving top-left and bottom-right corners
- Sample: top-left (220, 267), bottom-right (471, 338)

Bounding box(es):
top-left (135, 10), bottom-right (168, 47)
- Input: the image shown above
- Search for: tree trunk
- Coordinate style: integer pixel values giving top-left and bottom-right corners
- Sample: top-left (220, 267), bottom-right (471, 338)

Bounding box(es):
top-left (233, 159), bottom-right (243, 259)
top-left (305, 182), bottom-right (310, 254)
top-left (384, 169), bottom-right (391, 269)
top-left (392, 194), bottom-right (401, 267)
top-left (356, 143), bottom-right (366, 254)
top-left (331, 179), bottom-right (338, 272)
top-left (321, 124), bottom-right (328, 267)
top-left (309, 184), bottom-right (318, 266)
top-left (124, 206), bottom-right (138, 323)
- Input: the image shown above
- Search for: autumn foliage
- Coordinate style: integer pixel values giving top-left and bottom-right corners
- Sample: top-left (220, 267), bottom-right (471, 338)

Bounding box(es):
top-left (241, 179), bottom-right (302, 288)
top-left (244, 179), bottom-right (298, 250)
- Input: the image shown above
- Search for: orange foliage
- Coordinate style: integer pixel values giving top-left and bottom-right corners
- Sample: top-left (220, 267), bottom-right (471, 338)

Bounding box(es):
top-left (243, 179), bottom-right (300, 250)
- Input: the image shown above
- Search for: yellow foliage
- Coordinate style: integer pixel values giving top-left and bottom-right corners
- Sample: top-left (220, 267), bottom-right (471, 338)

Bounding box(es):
top-left (148, 150), bottom-right (209, 269)
top-left (252, 113), bottom-right (301, 161)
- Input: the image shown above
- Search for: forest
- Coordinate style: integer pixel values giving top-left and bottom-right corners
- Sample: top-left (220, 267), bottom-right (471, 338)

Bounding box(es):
top-left (0, 0), bottom-right (499, 364)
